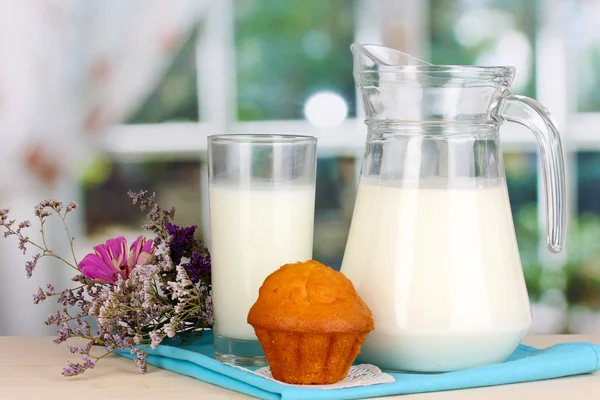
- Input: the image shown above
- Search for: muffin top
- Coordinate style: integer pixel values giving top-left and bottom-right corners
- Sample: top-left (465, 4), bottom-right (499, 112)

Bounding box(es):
top-left (247, 260), bottom-right (374, 333)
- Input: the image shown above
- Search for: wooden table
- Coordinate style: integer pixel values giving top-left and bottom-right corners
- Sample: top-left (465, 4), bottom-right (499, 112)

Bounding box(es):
top-left (0, 335), bottom-right (598, 399)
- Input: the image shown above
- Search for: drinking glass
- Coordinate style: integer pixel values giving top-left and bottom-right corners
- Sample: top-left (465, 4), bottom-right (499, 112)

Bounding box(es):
top-left (208, 134), bottom-right (317, 366)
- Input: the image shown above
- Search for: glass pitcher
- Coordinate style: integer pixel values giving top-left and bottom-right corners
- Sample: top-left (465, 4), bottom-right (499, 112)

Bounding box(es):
top-left (340, 44), bottom-right (566, 372)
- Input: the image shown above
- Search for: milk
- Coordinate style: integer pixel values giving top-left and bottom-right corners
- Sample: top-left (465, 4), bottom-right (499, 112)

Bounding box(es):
top-left (341, 178), bottom-right (532, 371)
top-left (210, 184), bottom-right (315, 341)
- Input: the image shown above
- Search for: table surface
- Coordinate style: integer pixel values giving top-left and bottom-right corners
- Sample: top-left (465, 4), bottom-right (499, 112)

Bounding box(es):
top-left (0, 335), bottom-right (598, 399)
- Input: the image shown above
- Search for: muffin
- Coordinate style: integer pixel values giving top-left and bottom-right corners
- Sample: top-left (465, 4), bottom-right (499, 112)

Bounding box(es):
top-left (247, 260), bottom-right (374, 385)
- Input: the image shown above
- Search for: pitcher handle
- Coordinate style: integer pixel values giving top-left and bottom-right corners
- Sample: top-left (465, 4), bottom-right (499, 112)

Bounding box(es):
top-left (498, 94), bottom-right (566, 253)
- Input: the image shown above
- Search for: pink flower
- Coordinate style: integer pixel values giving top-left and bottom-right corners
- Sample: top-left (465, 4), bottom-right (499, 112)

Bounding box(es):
top-left (79, 236), bottom-right (155, 284)
top-left (126, 236), bottom-right (155, 275)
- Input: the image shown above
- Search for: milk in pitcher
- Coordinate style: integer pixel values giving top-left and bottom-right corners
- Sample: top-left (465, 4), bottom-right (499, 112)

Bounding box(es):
top-left (341, 178), bottom-right (532, 371)
top-left (345, 42), bottom-right (566, 372)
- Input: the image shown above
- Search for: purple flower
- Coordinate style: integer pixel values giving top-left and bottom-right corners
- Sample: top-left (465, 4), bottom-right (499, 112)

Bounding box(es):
top-left (79, 236), bottom-right (155, 284)
top-left (165, 223), bottom-right (197, 265)
top-left (182, 252), bottom-right (211, 284)
top-left (149, 331), bottom-right (162, 349)
top-left (33, 287), bottom-right (47, 304)
top-left (62, 356), bottom-right (94, 377)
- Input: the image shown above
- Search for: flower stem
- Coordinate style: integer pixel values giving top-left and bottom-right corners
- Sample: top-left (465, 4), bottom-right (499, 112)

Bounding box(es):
top-left (89, 350), bottom-right (113, 362)
top-left (4, 225), bottom-right (79, 271)
top-left (60, 213), bottom-right (79, 267)
top-left (41, 253), bottom-right (79, 271)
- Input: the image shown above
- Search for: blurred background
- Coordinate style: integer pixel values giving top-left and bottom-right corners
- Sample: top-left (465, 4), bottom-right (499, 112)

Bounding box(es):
top-left (1, 0), bottom-right (599, 335)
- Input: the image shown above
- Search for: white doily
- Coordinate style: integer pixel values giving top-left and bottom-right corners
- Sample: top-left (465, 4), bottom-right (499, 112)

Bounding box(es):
top-left (252, 364), bottom-right (395, 389)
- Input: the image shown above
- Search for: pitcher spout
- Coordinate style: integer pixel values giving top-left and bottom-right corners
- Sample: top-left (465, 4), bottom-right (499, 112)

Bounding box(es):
top-left (350, 43), bottom-right (430, 74)
top-left (350, 43), bottom-right (514, 123)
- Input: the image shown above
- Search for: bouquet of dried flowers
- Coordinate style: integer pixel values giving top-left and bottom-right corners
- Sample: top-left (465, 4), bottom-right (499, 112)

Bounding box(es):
top-left (0, 191), bottom-right (212, 376)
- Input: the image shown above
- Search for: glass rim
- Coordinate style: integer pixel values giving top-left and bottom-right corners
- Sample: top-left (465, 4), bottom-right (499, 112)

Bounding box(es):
top-left (208, 134), bottom-right (317, 144)
top-left (352, 44), bottom-right (515, 79)
top-left (376, 64), bottom-right (514, 75)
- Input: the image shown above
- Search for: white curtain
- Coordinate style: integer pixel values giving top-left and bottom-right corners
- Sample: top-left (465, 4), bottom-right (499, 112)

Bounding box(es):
top-left (0, 0), bottom-right (207, 335)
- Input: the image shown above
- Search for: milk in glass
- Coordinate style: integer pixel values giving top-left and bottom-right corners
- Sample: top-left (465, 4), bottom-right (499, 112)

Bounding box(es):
top-left (210, 184), bottom-right (315, 341)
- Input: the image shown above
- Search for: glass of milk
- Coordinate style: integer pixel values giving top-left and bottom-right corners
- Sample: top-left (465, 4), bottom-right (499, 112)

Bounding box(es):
top-left (208, 134), bottom-right (317, 366)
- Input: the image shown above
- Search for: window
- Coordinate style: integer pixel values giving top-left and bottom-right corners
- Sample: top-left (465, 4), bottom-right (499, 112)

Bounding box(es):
top-left (313, 157), bottom-right (356, 270)
top-left (571, 1), bottom-right (600, 112)
top-left (429, 0), bottom-right (537, 97)
top-left (235, 0), bottom-right (356, 121)
top-left (82, 157), bottom-right (203, 239)
top-left (85, 24), bottom-right (204, 244)
top-left (566, 152), bottom-right (600, 332)
top-left (127, 25), bottom-right (200, 124)
top-left (87, 0), bottom-right (600, 333)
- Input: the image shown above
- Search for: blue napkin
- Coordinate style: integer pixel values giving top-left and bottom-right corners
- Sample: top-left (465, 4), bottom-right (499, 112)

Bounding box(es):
top-left (117, 331), bottom-right (600, 400)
